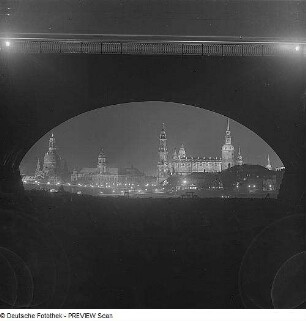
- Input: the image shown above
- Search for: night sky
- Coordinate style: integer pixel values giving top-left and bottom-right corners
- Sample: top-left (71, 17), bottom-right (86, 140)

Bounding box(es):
top-left (2, 1), bottom-right (305, 39)
top-left (20, 102), bottom-right (283, 176)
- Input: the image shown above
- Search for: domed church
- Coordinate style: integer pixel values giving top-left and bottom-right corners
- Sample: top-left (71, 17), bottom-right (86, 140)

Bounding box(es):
top-left (35, 133), bottom-right (69, 183)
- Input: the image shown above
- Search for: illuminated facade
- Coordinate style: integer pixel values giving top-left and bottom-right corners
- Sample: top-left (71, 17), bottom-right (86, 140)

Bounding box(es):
top-left (157, 119), bottom-right (243, 183)
top-left (71, 149), bottom-right (118, 186)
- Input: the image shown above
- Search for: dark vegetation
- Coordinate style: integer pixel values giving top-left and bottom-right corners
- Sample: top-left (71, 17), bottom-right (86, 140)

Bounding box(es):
top-left (0, 190), bottom-right (299, 308)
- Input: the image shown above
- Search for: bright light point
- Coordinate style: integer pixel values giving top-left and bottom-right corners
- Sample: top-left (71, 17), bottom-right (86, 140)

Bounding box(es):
top-left (295, 45), bottom-right (300, 51)
top-left (5, 41), bottom-right (10, 47)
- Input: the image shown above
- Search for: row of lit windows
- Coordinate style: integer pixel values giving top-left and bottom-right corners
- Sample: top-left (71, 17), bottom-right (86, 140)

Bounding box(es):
top-left (174, 162), bottom-right (221, 167)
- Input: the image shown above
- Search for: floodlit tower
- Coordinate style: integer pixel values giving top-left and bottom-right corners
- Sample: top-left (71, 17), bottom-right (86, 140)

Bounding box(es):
top-left (237, 146), bottom-right (243, 166)
top-left (159, 123), bottom-right (168, 162)
top-left (266, 154), bottom-right (272, 170)
top-left (49, 132), bottom-right (56, 150)
top-left (98, 148), bottom-right (107, 174)
top-left (222, 118), bottom-right (235, 170)
top-left (157, 123), bottom-right (169, 183)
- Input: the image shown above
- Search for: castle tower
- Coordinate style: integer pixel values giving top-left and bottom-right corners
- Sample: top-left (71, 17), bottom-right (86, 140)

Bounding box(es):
top-left (157, 123), bottom-right (169, 183)
top-left (222, 118), bottom-right (235, 170)
top-left (266, 154), bottom-right (272, 170)
top-left (237, 146), bottom-right (243, 166)
top-left (178, 144), bottom-right (186, 159)
top-left (98, 148), bottom-right (107, 174)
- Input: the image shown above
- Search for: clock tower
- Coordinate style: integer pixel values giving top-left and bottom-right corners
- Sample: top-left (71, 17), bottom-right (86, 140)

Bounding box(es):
top-left (222, 119), bottom-right (235, 170)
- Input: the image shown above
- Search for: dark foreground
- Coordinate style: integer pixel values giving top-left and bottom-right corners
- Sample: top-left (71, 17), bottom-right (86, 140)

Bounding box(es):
top-left (0, 191), bottom-right (304, 309)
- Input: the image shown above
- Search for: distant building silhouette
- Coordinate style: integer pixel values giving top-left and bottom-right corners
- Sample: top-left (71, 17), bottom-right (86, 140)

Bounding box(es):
top-left (221, 164), bottom-right (279, 195)
top-left (118, 165), bottom-right (146, 186)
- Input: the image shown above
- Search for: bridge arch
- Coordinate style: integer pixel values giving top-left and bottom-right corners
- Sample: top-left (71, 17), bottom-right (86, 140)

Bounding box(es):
top-left (0, 54), bottom-right (305, 204)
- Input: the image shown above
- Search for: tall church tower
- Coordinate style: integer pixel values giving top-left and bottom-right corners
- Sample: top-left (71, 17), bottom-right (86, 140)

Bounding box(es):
top-left (97, 148), bottom-right (107, 174)
top-left (157, 123), bottom-right (169, 183)
top-left (222, 118), bottom-right (235, 170)
top-left (49, 132), bottom-right (56, 150)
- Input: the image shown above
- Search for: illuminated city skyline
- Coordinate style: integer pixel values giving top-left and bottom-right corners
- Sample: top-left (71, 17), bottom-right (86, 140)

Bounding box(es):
top-left (20, 102), bottom-right (284, 176)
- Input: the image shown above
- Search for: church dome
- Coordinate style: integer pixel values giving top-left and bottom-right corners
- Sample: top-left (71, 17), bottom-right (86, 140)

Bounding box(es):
top-left (44, 150), bottom-right (61, 167)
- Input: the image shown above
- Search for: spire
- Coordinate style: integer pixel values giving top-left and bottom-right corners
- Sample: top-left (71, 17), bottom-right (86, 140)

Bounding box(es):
top-left (266, 154), bottom-right (272, 170)
top-left (224, 118), bottom-right (232, 145)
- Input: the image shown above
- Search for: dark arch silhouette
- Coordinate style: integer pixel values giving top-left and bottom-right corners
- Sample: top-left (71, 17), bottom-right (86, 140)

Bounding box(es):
top-left (0, 54), bottom-right (305, 205)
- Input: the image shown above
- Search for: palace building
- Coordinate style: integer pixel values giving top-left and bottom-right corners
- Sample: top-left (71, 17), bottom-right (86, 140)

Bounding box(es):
top-left (71, 149), bottom-right (119, 187)
top-left (71, 149), bottom-right (151, 188)
top-left (157, 119), bottom-right (243, 184)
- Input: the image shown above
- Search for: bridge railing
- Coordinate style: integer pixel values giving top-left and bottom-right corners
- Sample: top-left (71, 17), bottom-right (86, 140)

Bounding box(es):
top-left (1, 39), bottom-right (305, 56)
